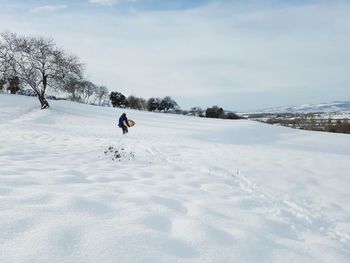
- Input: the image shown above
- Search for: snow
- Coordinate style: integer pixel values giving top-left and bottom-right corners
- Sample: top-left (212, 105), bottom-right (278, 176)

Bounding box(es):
top-left (318, 112), bottom-right (350, 120)
top-left (1, 94), bottom-right (350, 263)
top-left (256, 101), bottom-right (350, 114)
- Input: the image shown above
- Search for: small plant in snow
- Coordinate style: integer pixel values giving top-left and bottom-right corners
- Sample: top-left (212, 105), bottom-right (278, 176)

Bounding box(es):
top-left (104, 145), bottom-right (135, 161)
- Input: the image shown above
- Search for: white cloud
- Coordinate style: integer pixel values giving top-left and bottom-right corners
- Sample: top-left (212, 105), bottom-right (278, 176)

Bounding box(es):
top-left (31, 5), bottom-right (68, 13)
top-left (89, 0), bottom-right (120, 6)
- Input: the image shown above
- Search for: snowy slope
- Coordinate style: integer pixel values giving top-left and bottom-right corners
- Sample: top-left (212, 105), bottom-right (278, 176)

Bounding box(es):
top-left (0, 94), bottom-right (350, 263)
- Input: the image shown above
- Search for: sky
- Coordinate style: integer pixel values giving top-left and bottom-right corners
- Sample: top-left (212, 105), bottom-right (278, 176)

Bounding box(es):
top-left (0, 0), bottom-right (349, 111)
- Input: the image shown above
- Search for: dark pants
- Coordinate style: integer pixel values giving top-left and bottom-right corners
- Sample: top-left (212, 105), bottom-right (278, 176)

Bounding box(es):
top-left (122, 126), bottom-right (128, 134)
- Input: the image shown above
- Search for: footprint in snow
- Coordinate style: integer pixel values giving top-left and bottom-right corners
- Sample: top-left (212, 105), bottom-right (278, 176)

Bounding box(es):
top-left (67, 197), bottom-right (113, 216)
top-left (151, 196), bottom-right (188, 214)
top-left (50, 226), bottom-right (81, 257)
top-left (161, 238), bottom-right (199, 259)
top-left (143, 215), bottom-right (172, 233)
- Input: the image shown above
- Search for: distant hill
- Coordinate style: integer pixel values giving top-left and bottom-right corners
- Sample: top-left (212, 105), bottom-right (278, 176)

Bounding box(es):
top-left (258, 101), bottom-right (350, 113)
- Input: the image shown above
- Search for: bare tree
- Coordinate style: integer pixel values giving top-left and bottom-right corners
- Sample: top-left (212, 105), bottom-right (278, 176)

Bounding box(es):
top-left (139, 98), bottom-right (147, 110)
top-left (0, 75), bottom-right (7, 92)
top-left (93, 85), bottom-right (109, 106)
top-left (189, 107), bottom-right (204, 117)
top-left (0, 32), bottom-right (17, 93)
top-left (63, 76), bottom-right (83, 102)
top-left (0, 31), bottom-right (83, 109)
top-left (80, 80), bottom-right (97, 104)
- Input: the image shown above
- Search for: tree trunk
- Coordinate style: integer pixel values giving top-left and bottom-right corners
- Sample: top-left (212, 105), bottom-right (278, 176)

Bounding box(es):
top-left (38, 93), bottom-right (49, 109)
top-left (38, 74), bottom-right (49, 109)
top-left (7, 77), bottom-right (20, 94)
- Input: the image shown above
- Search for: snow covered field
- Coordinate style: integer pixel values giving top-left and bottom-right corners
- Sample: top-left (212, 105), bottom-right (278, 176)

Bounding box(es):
top-left (0, 94), bottom-right (349, 263)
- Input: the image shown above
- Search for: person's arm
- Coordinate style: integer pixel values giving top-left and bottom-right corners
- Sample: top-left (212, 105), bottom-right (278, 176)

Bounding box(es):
top-left (123, 115), bottom-right (130, 127)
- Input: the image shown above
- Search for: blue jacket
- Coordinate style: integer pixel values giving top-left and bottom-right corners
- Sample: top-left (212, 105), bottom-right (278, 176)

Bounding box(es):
top-left (118, 113), bottom-right (128, 128)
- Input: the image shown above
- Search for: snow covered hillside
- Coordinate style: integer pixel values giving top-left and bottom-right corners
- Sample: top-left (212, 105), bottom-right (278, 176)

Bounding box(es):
top-left (259, 101), bottom-right (350, 113)
top-left (1, 94), bottom-right (350, 263)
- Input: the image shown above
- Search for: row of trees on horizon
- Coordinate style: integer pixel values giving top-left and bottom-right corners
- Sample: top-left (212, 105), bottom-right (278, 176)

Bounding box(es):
top-left (110, 92), bottom-right (179, 112)
top-left (0, 30), bottom-right (240, 119)
top-left (109, 91), bottom-right (240, 119)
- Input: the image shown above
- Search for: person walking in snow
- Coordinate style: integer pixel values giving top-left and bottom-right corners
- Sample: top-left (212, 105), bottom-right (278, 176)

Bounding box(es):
top-left (118, 113), bottom-right (130, 134)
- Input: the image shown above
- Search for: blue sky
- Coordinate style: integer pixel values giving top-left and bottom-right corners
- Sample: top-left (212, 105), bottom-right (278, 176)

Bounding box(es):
top-left (0, 0), bottom-right (349, 111)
